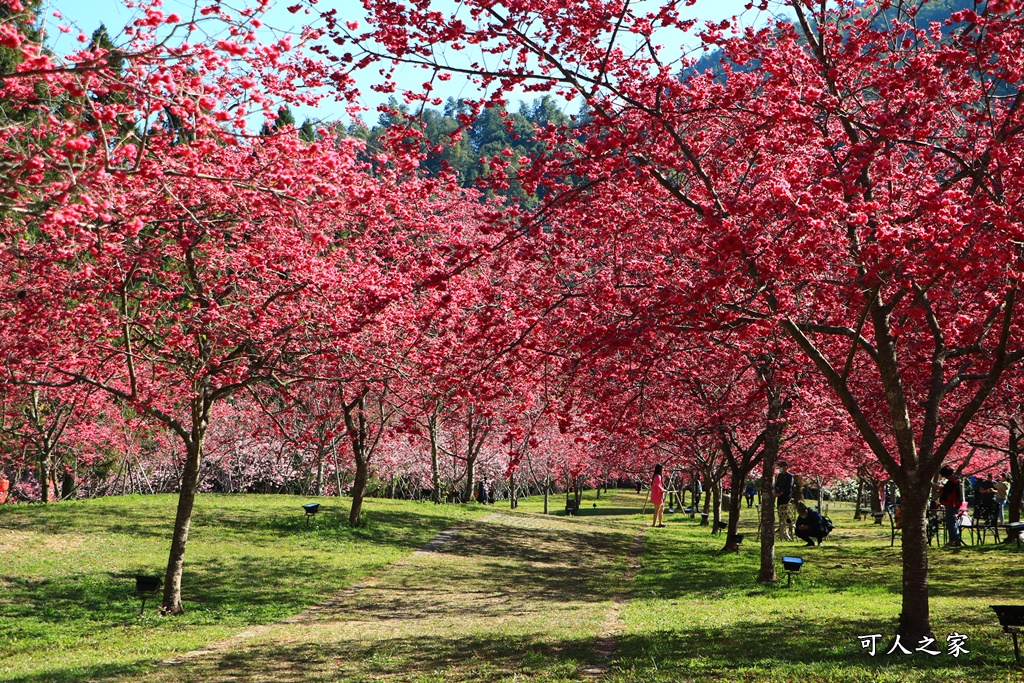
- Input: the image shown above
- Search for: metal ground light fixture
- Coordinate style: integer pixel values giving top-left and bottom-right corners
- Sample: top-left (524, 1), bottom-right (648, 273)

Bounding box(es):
top-left (303, 503), bottom-right (320, 526)
top-left (135, 575), bottom-right (161, 615)
top-left (781, 556), bottom-right (803, 587)
top-left (991, 605), bottom-right (1024, 664)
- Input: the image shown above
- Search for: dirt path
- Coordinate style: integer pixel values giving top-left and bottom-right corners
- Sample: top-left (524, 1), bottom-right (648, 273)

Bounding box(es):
top-left (131, 502), bottom-right (645, 683)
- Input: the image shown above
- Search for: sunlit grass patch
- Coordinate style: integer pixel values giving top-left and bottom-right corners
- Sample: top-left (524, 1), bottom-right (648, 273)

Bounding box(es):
top-left (0, 494), bottom-right (487, 682)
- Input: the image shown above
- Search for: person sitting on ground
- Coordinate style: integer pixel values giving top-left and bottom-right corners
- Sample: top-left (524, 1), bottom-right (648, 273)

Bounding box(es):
top-left (795, 502), bottom-right (827, 546)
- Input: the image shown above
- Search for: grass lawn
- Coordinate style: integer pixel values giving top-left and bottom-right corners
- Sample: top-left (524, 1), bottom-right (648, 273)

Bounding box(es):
top-left (0, 494), bottom-right (488, 683)
top-left (600, 495), bottom-right (1024, 683)
top-left (2, 489), bottom-right (1023, 683)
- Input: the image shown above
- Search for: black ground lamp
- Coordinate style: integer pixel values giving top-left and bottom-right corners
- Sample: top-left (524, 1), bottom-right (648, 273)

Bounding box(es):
top-left (135, 575), bottom-right (161, 615)
top-left (303, 503), bottom-right (320, 525)
top-left (782, 556), bottom-right (803, 587)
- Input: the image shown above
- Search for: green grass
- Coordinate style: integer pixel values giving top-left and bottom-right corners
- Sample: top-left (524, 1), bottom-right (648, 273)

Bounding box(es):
top-left (3, 490), bottom-right (1023, 683)
top-left (0, 494), bottom-right (488, 683)
top-left (606, 497), bottom-right (1024, 683)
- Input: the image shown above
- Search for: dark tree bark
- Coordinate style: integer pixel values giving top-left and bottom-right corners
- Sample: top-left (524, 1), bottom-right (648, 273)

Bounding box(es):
top-left (1009, 420), bottom-right (1023, 528)
top-left (161, 410), bottom-right (208, 615)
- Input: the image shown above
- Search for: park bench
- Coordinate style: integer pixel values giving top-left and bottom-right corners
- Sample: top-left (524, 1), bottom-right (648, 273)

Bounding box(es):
top-left (858, 508), bottom-right (884, 524)
top-left (991, 605), bottom-right (1024, 665)
top-left (886, 506), bottom-right (901, 547)
top-left (973, 505), bottom-right (1001, 545)
top-left (565, 499), bottom-right (579, 515)
top-left (1002, 521), bottom-right (1024, 549)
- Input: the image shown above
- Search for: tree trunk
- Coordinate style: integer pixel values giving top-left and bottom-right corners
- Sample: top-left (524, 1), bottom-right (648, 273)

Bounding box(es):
top-left (543, 475), bottom-right (549, 514)
top-left (61, 468), bottom-right (75, 500)
top-left (758, 431), bottom-right (780, 584)
top-left (854, 477), bottom-right (865, 519)
top-left (463, 455), bottom-right (476, 504)
top-left (161, 435), bottom-right (204, 615)
top-left (429, 420), bottom-right (441, 504)
top-left (334, 448), bottom-right (344, 498)
top-left (700, 473), bottom-right (712, 524)
top-left (712, 478), bottom-right (723, 530)
top-left (871, 484), bottom-right (882, 514)
top-left (1007, 420), bottom-right (1022, 535)
top-left (724, 476), bottom-right (745, 552)
top-left (896, 485), bottom-right (933, 642)
top-left (314, 448), bottom-right (324, 497)
top-left (38, 450), bottom-right (50, 503)
top-left (349, 451), bottom-right (368, 526)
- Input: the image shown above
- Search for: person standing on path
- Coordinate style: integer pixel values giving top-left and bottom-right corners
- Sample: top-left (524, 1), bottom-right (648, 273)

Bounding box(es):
top-left (775, 461), bottom-right (796, 541)
top-left (933, 465), bottom-right (962, 547)
top-left (996, 473), bottom-right (1010, 524)
top-left (651, 464), bottom-right (667, 528)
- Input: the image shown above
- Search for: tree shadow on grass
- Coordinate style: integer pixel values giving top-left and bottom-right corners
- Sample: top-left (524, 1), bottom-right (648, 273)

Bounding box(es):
top-left (635, 532), bottom-right (914, 600)
top-left (439, 522), bottom-right (632, 599)
top-left (139, 632), bottom-right (602, 683)
top-left (0, 552), bottom-right (362, 635)
top-left (1, 660), bottom-right (158, 683)
top-left (569, 506), bottom-right (642, 517)
top-left (0, 508), bottom-right (476, 638)
top-left (611, 614), bottom-right (1017, 681)
top-left (0, 500), bottom-right (172, 540)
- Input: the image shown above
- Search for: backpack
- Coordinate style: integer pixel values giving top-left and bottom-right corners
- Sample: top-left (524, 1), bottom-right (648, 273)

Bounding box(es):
top-left (822, 516), bottom-right (835, 535)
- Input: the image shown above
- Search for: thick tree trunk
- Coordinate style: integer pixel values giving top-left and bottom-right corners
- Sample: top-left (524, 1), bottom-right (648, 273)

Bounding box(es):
top-left (897, 486), bottom-right (933, 641)
top-left (854, 478), bottom-right (865, 519)
top-left (349, 451), bottom-right (368, 526)
top-left (758, 431), bottom-right (780, 584)
top-left (161, 436), bottom-right (204, 615)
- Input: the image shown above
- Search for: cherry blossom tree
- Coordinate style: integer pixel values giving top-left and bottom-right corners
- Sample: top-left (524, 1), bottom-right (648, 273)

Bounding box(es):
top-left (320, 0), bottom-right (1024, 642)
top-left (0, 0), bottom-right (481, 613)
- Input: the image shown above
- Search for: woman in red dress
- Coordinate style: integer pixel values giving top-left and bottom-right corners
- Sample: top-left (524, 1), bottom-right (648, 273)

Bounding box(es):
top-left (651, 463), bottom-right (667, 528)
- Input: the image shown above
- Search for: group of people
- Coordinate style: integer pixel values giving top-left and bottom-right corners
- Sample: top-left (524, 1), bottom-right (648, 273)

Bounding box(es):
top-left (931, 466), bottom-right (1014, 547)
top-left (646, 461), bottom-right (1015, 550)
top-left (776, 460), bottom-right (832, 546)
top-left (647, 461), bottom-right (832, 546)
top-left (475, 480), bottom-right (496, 505)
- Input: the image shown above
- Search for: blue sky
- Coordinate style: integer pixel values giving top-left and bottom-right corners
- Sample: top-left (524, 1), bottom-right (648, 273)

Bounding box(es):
top-left (49, 0), bottom-right (787, 124)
